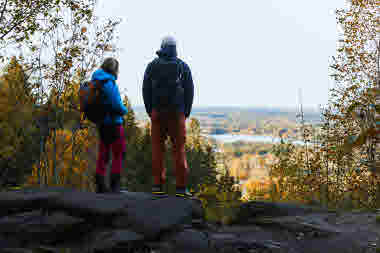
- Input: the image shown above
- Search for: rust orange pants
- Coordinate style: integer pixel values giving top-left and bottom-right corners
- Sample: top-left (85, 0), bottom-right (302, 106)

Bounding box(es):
top-left (151, 109), bottom-right (189, 187)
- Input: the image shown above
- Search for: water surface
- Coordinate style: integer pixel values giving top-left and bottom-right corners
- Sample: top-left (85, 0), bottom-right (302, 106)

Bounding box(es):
top-left (206, 134), bottom-right (305, 145)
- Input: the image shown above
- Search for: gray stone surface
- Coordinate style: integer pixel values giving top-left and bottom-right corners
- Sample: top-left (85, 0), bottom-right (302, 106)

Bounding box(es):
top-left (190, 198), bottom-right (204, 219)
top-left (170, 229), bottom-right (210, 251)
top-left (249, 215), bottom-right (341, 236)
top-left (237, 201), bottom-right (327, 221)
top-left (121, 196), bottom-right (193, 240)
top-left (0, 191), bottom-right (60, 210)
top-left (296, 231), bottom-right (378, 253)
top-left (0, 235), bottom-right (19, 250)
top-left (0, 189), bottom-right (377, 253)
top-left (89, 229), bottom-right (144, 251)
top-left (0, 249), bottom-right (34, 253)
top-left (0, 211), bottom-right (88, 244)
top-left (45, 191), bottom-right (131, 219)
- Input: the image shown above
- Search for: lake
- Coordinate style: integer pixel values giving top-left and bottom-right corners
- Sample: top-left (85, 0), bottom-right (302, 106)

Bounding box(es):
top-left (205, 134), bottom-right (305, 145)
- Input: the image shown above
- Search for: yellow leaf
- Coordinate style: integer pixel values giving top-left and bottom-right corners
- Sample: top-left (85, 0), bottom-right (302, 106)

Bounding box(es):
top-left (345, 47), bottom-right (353, 55)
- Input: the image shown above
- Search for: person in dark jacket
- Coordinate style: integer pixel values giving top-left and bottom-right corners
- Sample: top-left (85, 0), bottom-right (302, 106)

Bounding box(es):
top-left (92, 57), bottom-right (128, 193)
top-left (142, 36), bottom-right (194, 198)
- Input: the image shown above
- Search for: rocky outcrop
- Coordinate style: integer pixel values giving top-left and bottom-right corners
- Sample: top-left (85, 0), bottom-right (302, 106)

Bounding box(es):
top-left (0, 187), bottom-right (378, 253)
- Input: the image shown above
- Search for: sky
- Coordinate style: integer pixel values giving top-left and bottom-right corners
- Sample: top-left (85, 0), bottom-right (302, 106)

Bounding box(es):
top-left (95, 0), bottom-right (346, 109)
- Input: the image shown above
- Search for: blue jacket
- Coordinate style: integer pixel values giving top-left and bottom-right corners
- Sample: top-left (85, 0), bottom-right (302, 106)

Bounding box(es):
top-left (91, 69), bottom-right (128, 125)
top-left (142, 45), bottom-right (194, 118)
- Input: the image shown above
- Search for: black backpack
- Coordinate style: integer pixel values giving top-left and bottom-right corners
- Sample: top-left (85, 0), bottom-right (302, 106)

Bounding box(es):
top-left (151, 58), bottom-right (184, 112)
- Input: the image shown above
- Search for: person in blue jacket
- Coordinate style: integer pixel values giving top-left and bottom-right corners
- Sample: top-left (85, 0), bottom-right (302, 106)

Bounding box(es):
top-left (91, 57), bottom-right (128, 193)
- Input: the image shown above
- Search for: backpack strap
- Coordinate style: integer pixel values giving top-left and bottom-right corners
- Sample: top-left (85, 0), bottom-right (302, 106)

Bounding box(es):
top-left (95, 79), bottom-right (109, 90)
top-left (92, 79), bottom-right (112, 122)
top-left (177, 59), bottom-right (184, 83)
top-left (94, 79), bottom-right (110, 100)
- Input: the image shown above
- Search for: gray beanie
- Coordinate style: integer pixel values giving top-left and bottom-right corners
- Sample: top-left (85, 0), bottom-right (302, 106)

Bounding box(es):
top-left (161, 35), bottom-right (177, 48)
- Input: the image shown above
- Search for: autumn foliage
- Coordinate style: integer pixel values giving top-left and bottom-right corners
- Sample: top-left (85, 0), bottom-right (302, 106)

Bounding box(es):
top-left (25, 128), bottom-right (98, 190)
top-left (244, 0), bottom-right (380, 209)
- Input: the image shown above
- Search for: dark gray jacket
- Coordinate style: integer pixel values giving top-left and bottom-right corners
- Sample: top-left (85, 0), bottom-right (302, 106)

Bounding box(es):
top-left (142, 45), bottom-right (194, 118)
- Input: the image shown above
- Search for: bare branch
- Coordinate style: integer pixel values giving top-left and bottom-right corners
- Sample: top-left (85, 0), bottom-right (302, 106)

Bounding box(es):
top-left (0, 0), bottom-right (8, 24)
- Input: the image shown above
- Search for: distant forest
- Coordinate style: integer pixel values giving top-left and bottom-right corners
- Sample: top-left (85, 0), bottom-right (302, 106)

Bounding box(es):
top-left (132, 106), bottom-right (322, 125)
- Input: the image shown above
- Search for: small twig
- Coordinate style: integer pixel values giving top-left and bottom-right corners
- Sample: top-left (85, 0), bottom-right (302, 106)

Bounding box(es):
top-left (0, 0), bottom-right (8, 24)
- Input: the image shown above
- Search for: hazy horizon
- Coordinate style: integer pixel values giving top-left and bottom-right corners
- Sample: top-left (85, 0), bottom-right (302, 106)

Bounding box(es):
top-left (131, 104), bottom-right (322, 114)
top-left (96, 0), bottom-right (346, 109)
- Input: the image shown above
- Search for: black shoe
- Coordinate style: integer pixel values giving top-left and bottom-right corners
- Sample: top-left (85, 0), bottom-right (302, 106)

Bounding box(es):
top-left (110, 173), bottom-right (121, 193)
top-left (95, 174), bottom-right (109, 193)
top-left (152, 184), bottom-right (168, 197)
top-left (175, 186), bottom-right (193, 198)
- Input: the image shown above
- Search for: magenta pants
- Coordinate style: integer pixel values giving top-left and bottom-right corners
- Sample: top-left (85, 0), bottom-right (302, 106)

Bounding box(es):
top-left (96, 125), bottom-right (126, 175)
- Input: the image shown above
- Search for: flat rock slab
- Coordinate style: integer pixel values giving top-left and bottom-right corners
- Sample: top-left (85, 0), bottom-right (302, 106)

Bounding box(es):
top-left (0, 191), bottom-right (60, 210)
top-left (249, 215), bottom-right (342, 237)
top-left (238, 201), bottom-right (328, 221)
top-left (45, 191), bottom-right (157, 220)
top-left (122, 196), bottom-right (193, 240)
top-left (45, 191), bottom-right (131, 219)
top-left (0, 211), bottom-right (88, 244)
top-left (119, 191), bottom-right (159, 201)
top-left (297, 230), bottom-right (379, 253)
top-left (209, 233), bottom-right (285, 253)
top-left (88, 229), bottom-right (145, 252)
top-left (0, 249), bottom-right (34, 253)
top-left (0, 189), bottom-right (204, 234)
top-left (169, 229), bottom-right (210, 252)
top-left (0, 235), bottom-right (18, 249)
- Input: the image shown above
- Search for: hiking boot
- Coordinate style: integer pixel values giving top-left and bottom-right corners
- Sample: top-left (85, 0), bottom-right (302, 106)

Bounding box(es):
top-left (110, 173), bottom-right (121, 193)
top-left (95, 174), bottom-right (109, 193)
top-left (152, 184), bottom-right (168, 197)
top-left (175, 186), bottom-right (193, 198)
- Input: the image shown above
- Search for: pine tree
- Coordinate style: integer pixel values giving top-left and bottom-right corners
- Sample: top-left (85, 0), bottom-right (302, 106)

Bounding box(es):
top-left (0, 58), bottom-right (40, 188)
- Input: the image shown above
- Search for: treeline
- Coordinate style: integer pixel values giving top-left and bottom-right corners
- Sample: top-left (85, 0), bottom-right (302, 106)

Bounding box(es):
top-left (245, 0), bottom-right (380, 209)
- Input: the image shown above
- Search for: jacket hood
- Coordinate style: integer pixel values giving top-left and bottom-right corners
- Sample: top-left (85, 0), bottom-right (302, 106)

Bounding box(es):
top-left (156, 45), bottom-right (177, 59)
top-left (91, 68), bottom-right (117, 81)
